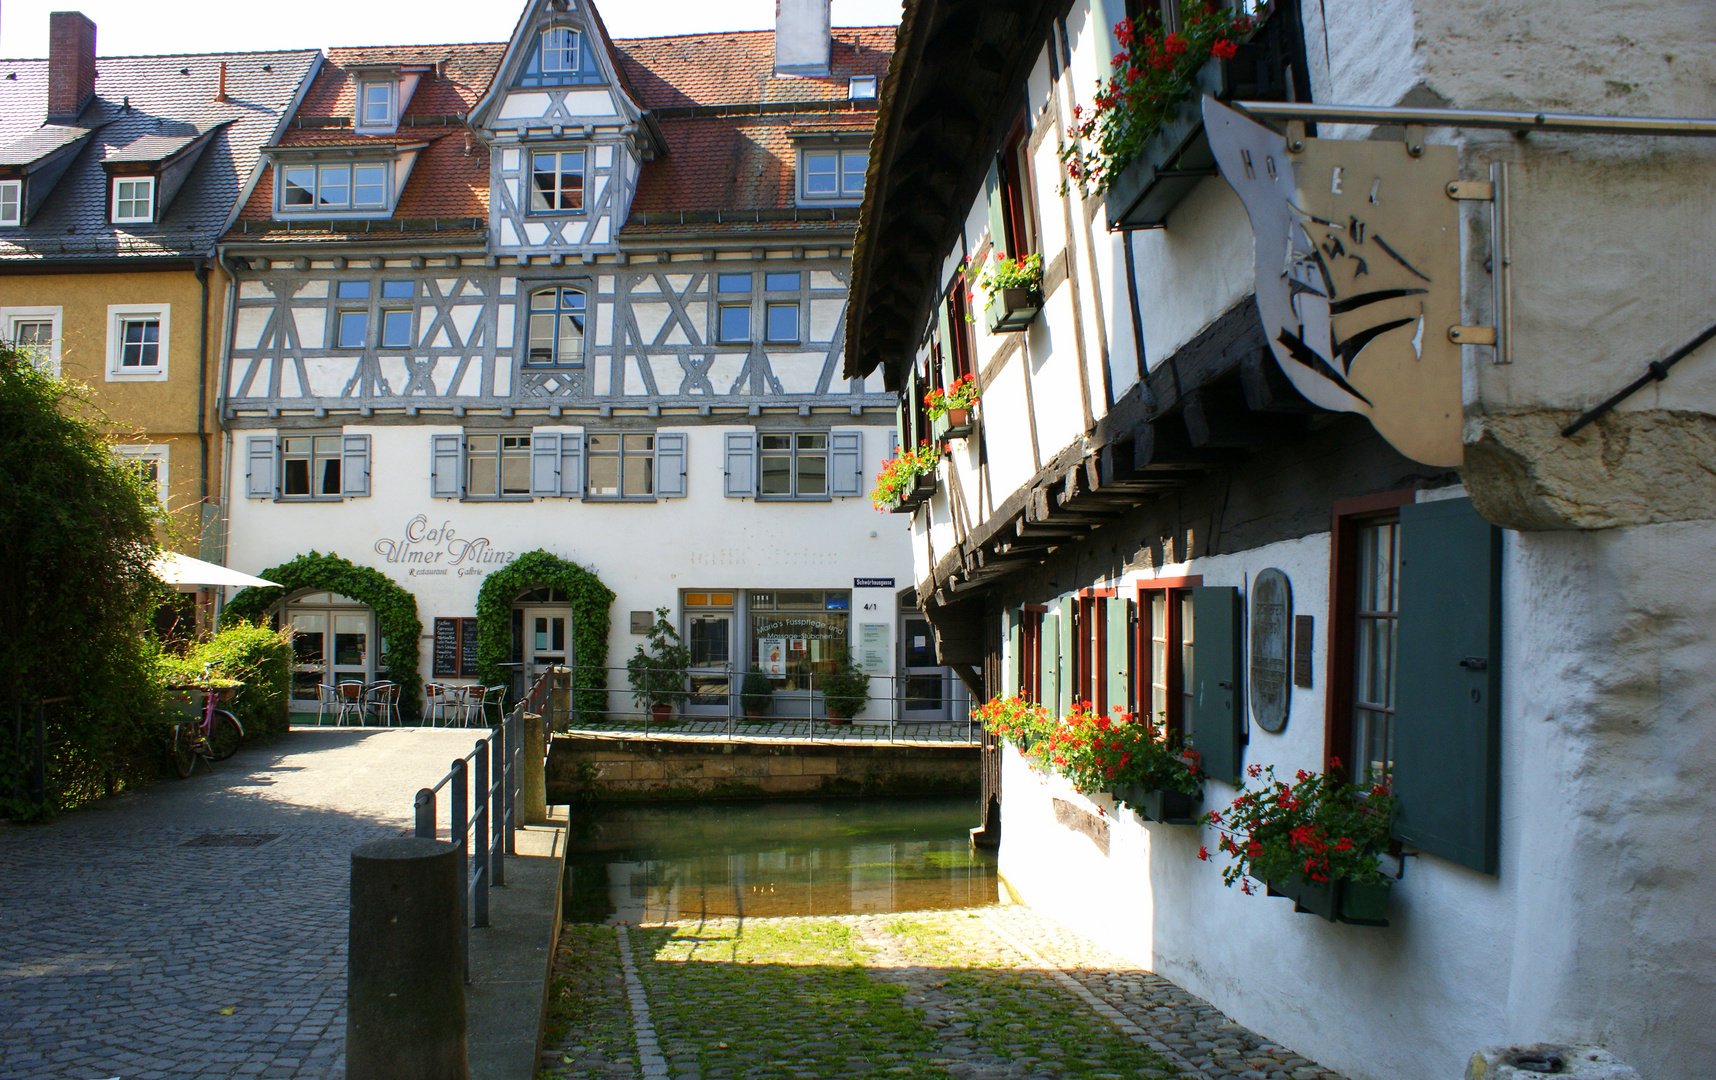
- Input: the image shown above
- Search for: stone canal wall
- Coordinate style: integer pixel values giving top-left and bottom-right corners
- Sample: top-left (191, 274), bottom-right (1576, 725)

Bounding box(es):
top-left (546, 735), bottom-right (979, 802)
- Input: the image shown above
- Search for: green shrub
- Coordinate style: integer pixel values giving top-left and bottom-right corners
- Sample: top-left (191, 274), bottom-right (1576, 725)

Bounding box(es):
top-left (741, 671), bottom-right (774, 714)
top-left (156, 623), bottom-right (293, 741)
top-left (820, 647), bottom-right (871, 720)
top-left (0, 348), bottom-right (168, 819)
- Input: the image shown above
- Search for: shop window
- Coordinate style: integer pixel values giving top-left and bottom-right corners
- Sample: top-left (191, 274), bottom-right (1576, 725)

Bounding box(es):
top-left (527, 287), bottom-right (586, 366)
top-left (465, 433), bottom-right (533, 499)
top-left (750, 590), bottom-right (851, 691)
top-left (758, 433), bottom-right (827, 499)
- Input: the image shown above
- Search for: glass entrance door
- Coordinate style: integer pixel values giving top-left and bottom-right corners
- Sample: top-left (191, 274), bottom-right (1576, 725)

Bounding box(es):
top-left (521, 607), bottom-right (570, 691)
top-left (900, 614), bottom-right (948, 721)
top-left (685, 612), bottom-right (733, 714)
top-left (290, 611), bottom-right (328, 703)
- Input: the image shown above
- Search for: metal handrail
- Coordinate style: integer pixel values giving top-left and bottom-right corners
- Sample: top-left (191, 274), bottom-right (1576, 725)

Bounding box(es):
top-left (409, 690), bottom-right (528, 983)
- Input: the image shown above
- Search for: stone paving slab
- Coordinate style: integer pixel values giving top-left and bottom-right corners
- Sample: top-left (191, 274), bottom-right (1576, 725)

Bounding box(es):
top-left (537, 908), bottom-right (1346, 1080)
top-left (0, 727), bottom-right (486, 1080)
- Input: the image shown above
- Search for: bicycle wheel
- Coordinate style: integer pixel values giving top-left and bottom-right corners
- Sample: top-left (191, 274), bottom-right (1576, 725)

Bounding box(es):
top-left (169, 724), bottom-right (198, 778)
top-left (208, 711), bottom-right (244, 761)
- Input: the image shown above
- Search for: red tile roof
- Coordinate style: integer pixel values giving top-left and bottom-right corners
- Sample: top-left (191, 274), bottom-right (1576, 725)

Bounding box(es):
top-left (302, 45), bottom-right (506, 118)
top-left (614, 28), bottom-right (895, 110)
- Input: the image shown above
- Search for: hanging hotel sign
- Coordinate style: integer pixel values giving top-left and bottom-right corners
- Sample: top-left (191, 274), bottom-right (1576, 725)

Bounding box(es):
top-left (1203, 98), bottom-right (1464, 468)
top-left (373, 514), bottom-right (518, 577)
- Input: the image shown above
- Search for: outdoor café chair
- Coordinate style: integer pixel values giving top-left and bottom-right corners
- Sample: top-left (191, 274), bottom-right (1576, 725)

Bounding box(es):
top-left (315, 683), bottom-right (341, 726)
top-left (424, 682), bottom-right (449, 726)
top-left (335, 681), bottom-right (366, 725)
top-left (366, 681), bottom-right (401, 727)
top-left (480, 684), bottom-right (507, 727)
top-left (456, 684), bottom-right (485, 727)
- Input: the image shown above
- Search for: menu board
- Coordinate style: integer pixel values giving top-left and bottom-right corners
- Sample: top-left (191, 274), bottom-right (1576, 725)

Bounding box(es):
top-left (433, 618), bottom-right (482, 678)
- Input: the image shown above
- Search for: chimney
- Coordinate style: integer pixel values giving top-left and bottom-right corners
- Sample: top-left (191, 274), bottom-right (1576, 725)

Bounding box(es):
top-left (216, 61), bottom-right (228, 102)
top-left (774, 0), bottom-right (830, 78)
top-left (47, 12), bottom-right (97, 122)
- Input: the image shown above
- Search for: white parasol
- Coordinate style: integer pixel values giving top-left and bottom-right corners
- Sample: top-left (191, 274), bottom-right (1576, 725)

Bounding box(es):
top-left (150, 551), bottom-right (281, 591)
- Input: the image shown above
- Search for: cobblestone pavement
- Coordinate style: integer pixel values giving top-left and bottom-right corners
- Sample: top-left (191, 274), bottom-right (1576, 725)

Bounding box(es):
top-left (538, 907), bottom-right (1346, 1080)
top-left (565, 719), bottom-right (979, 746)
top-left (0, 726), bottom-right (484, 1080)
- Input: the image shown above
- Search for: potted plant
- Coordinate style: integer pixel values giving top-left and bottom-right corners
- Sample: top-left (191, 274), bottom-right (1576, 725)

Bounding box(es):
top-left (740, 670), bottom-right (773, 718)
top-left (1059, 1), bottom-right (1256, 226)
top-left (625, 606), bottom-right (690, 725)
top-left (818, 646), bottom-right (870, 724)
top-left (1019, 702), bottom-right (1204, 823)
top-left (870, 441), bottom-right (940, 512)
top-left (977, 253), bottom-right (1045, 333)
top-left (1200, 761), bottom-right (1399, 926)
top-left (974, 694), bottom-right (1055, 753)
top-left (924, 374), bottom-right (980, 436)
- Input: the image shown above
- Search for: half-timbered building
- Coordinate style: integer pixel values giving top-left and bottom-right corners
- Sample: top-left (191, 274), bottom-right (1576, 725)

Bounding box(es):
top-left (845, 1), bottom-right (1716, 1077)
top-left (216, 0), bottom-right (939, 721)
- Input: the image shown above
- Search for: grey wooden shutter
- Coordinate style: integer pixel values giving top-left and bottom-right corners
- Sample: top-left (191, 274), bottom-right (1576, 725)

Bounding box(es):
top-left (829, 430), bottom-right (862, 497)
top-left (1056, 595), bottom-right (1074, 717)
top-left (559, 432), bottom-right (584, 497)
top-left (1039, 608), bottom-right (1058, 717)
top-left (530, 432), bottom-right (561, 496)
top-left (723, 431), bottom-right (755, 497)
top-left (1106, 598), bottom-right (1131, 713)
top-left (245, 436), bottom-right (275, 499)
top-left (984, 160), bottom-right (1008, 257)
top-left (1392, 497), bottom-right (1503, 874)
top-left (430, 433), bottom-right (462, 498)
top-left (1007, 610), bottom-right (1021, 697)
top-left (655, 432), bottom-right (687, 497)
top-left (341, 433), bottom-right (370, 497)
top-left (1191, 586), bottom-right (1244, 784)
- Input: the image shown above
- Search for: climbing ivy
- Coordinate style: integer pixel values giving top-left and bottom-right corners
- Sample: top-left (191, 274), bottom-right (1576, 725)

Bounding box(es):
top-left (476, 550), bottom-right (614, 719)
top-left (223, 551), bottom-right (423, 720)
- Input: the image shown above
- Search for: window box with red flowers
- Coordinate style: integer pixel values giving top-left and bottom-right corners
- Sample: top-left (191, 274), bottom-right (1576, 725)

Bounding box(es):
top-left (977, 254), bottom-right (1044, 334)
top-left (974, 694), bottom-right (1055, 753)
top-left (989, 700), bottom-right (1204, 821)
top-left (1201, 762), bottom-right (1399, 926)
top-left (1062, 2), bottom-right (1293, 229)
top-left (925, 374), bottom-right (980, 439)
top-left (869, 442), bottom-right (939, 513)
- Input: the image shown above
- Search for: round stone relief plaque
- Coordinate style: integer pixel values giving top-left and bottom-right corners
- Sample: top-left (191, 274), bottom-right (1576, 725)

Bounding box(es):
top-left (1249, 568), bottom-right (1292, 733)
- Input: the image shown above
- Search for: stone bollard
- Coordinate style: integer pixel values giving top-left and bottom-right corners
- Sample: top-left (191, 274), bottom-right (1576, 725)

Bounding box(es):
top-left (1467, 1045), bottom-right (1640, 1080)
top-left (348, 837), bottom-right (468, 1080)
top-left (517, 712), bottom-right (550, 825)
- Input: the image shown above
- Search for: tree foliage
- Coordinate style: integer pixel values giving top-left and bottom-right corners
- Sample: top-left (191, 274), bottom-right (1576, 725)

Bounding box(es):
top-left (223, 551), bottom-right (423, 719)
top-left (476, 550), bottom-right (614, 719)
top-left (0, 349), bottom-right (166, 816)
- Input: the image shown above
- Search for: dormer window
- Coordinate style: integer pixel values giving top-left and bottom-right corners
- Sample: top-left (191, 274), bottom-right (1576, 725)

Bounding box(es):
top-left (112, 176), bottom-right (155, 224)
top-left (0, 180), bottom-right (19, 226)
top-left (849, 76), bottom-right (878, 101)
top-left (280, 162), bottom-right (390, 213)
top-left (800, 147), bottom-right (866, 203)
top-left (530, 150), bottom-right (585, 214)
top-left (518, 26), bottom-right (605, 87)
top-left (359, 81), bottom-right (394, 129)
top-left (541, 29), bottom-right (580, 73)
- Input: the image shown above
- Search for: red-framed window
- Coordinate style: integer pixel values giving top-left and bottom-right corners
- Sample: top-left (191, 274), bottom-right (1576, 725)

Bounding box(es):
top-left (1018, 604), bottom-right (1046, 704)
top-left (1134, 576), bottom-right (1201, 737)
top-left (1325, 491), bottom-right (1415, 780)
top-left (996, 114), bottom-right (1034, 260)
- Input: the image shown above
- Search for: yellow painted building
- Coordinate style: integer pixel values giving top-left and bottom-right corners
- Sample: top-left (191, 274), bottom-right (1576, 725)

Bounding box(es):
top-left (0, 11), bottom-right (318, 556)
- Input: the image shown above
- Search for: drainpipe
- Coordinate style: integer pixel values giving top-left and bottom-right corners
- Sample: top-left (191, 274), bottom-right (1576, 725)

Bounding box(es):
top-left (195, 258), bottom-right (210, 508)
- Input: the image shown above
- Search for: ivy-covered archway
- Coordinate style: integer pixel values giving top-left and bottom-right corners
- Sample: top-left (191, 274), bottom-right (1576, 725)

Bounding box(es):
top-left (476, 550), bottom-right (614, 719)
top-left (224, 551), bottom-right (424, 720)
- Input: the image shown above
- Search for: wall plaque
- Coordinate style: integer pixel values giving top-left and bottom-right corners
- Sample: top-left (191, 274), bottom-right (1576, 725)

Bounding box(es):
top-left (1249, 568), bottom-right (1292, 734)
top-left (1293, 615), bottom-right (1315, 688)
top-left (858, 622), bottom-right (890, 674)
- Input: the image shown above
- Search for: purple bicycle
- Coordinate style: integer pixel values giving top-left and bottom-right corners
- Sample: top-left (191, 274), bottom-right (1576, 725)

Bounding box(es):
top-left (166, 676), bottom-right (245, 778)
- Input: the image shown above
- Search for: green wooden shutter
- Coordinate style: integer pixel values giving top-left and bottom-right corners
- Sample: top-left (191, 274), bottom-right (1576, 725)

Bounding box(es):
top-left (1392, 498), bottom-right (1502, 874)
top-left (1007, 610), bottom-right (1021, 696)
top-left (1056, 596), bottom-right (1075, 718)
top-left (984, 161), bottom-right (1008, 257)
top-left (931, 300), bottom-right (954, 443)
top-left (1191, 586), bottom-right (1243, 784)
top-left (1039, 609), bottom-right (1058, 716)
top-left (1106, 598), bottom-right (1131, 714)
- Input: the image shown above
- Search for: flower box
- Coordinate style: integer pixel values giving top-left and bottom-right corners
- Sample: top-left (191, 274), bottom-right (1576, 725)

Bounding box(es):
top-left (1101, 54), bottom-right (1233, 230)
top-left (984, 287), bottom-right (1042, 334)
top-left (887, 472), bottom-right (936, 514)
top-left (1113, 782), bottom-right (1201, 825)
top-left (942, 407), bottom-right (973, 440)
top-left (1266, 874), bottom-right (1391, 927)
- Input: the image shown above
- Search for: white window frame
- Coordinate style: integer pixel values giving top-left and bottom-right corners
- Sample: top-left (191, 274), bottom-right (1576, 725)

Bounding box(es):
top-left (0, 179), bottom-right (21, 226)
top-left (278, 161), bottom-right (392, 215)
top-left (105, 303), bottom-right (170, 381)
top-left (541, 28), bottom-right (581, 73)
top-left (112, 176), bottom-right (156, 224)
top-left (529, 150), bottom-right (587, 214)
top-left (357, 80), bottom-right (395, 130)
top-left (3, 306), bottom-right (62, 376)
top-left (798, 147), bottom-right (867, 205)
top-left (113, 443), bottom-right (170, 505)
top-left (848, 76), bottom-right (878, 101)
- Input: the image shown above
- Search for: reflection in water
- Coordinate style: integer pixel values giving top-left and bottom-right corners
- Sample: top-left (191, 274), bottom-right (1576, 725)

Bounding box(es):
top-left (564, 797), bottom-right (997, 923)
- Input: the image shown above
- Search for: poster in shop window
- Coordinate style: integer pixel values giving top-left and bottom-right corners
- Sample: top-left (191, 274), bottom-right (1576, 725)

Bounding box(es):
top-left (760, 637), bottom-right (787, 676)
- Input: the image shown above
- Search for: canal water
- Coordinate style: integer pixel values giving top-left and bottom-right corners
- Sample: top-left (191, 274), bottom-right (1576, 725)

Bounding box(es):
top-left (563, 796), bottom-right (998, 923)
